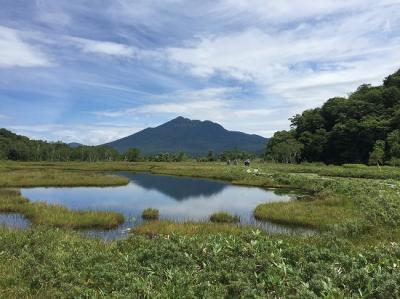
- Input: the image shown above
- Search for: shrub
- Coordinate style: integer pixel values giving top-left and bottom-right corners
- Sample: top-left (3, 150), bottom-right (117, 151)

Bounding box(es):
top-left (141, 208), bottom-right (159, 220)
top-left (209, 211), bottom-right (240, 223)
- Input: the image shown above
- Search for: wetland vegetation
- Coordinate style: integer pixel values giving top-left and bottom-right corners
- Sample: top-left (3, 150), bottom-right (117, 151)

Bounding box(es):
top-left (0, 161), bottom-right (399, 297)
top-left (141, 208), bottom-right (160, 220)
top-left (210, 211), bottom-right (240, 223)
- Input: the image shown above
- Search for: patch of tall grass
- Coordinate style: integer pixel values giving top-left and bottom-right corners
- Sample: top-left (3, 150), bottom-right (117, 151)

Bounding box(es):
top-left (0, 168), bottom-right (128, 187)
top-left (141, 208), bottom-right (159, 220)
top-left (132, 220), bottom-right (250, 236)
top-left (0, 228), bottom-right (399, 298)
top-left (209, 211), bottom-right (240, 223)
top-left (0, 189), bottom-right (124, 229)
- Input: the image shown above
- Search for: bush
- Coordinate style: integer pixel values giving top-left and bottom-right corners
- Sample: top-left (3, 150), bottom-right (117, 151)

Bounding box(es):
top-left (141, 208), bottom-right (159, 220)
top-left (209, 211), bottom-right (240, 223)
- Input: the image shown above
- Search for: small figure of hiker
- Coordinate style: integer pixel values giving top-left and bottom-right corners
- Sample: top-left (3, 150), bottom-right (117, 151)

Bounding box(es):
top-left (244, 159), bottom-right (250, 167)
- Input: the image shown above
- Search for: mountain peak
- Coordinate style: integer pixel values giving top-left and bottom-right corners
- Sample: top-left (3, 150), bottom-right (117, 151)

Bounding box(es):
top-left (168, 116), bottom-right (191, 124)
top-left (164, 116), bottom-right (224, 130)
top-left (105, 117), bottom-right (267, 155)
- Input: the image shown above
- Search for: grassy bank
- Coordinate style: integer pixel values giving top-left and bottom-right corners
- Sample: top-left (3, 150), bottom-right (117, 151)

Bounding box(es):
top-left (0, 189), bottom-right (124, 229)
top-left (1, 227), bottom-right (399, 298)
top-left (0, 167), bottom-right (128, 188)
top-left (0, 161), bottom-right (399, 297)
top-left (1, 161), bottom-right (399, 233)
top-left (133, 220), bottom-right (251, 236)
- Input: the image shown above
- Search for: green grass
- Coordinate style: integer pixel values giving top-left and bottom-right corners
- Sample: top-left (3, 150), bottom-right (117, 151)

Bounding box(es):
top-left (209, 211), bottom-right (240, 223)
top-left (0, 228), bottom-right (399, 298)
top-left (254, 198), bottom-right (359, 229)
top-left (0, 168), bottom-right (128, 187)
top-left (0, 161), bottom-right (400, 296)
top-left (0, 189), bottom-right (124, 229)
top-left (132, 220), bottom-right (251, 236)
top-left (141, 208), bottom-right (159, 220)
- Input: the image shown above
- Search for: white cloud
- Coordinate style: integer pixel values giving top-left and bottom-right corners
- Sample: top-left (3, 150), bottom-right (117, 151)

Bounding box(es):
top-left (9, 124), bottom-right (138, 145)
top-left (68, 37), bottom-right (135, 57)
top-left (164, 3), bottom-right (400, 108)
top-left (0, 26), bottom-right (52, 68)
top-left (215, 0), bottom-right (399, 24)
top-left (91, 86), bottom-right (287, 137)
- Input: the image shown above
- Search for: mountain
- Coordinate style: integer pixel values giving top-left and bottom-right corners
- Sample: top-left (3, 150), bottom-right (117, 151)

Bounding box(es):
top-left (68, 142), bottom-right (83, 148)
top-left (104, 116), bottom-right (267, 155)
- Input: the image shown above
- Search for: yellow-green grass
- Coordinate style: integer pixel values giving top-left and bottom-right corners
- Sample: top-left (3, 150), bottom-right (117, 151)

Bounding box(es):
top-left (141, 208), bottom-right (159, 220)
top-left (0, 189), bottom-right (124, 229)
top-left (0, 168), bottom-right (128, 188)
top-left (3, 161), bottom-right (400, 181)
top-left (209, 211), bottom-right (240, 223)
top-left (254, 197), bottom-right (362, 229)
top-left (1, 161), bottom-right (399, 236)
top-left (132, 220), bottom-right (253, 236)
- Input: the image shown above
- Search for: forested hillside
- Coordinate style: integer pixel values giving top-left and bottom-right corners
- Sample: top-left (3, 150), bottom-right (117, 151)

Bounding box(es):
top-left (0, 129), bottom-right (120, 162)
top-left (267, 69), bottom-right (400, 165)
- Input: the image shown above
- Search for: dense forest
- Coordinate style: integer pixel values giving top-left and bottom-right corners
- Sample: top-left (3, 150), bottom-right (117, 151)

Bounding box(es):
top-left (266, 69), bottom-right (400, 165)
top-left (0, 129), bottom-right (122, 162)
top-left (0, 129), bottom-right (255, 162)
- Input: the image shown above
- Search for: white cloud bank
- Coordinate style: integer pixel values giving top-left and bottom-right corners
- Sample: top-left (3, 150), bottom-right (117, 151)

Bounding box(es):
top-left (0, 26), bottom-right (51, 68)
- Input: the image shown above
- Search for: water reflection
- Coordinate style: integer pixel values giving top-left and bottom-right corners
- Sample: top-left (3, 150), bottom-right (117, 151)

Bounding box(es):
top-left (0, 213), bottom-right (29, 229)
top-left (0, 172), bottom-right (314, 239)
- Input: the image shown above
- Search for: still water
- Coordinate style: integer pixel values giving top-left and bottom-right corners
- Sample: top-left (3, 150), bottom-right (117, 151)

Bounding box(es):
top-left (3, 172), bottom-right (312, 239)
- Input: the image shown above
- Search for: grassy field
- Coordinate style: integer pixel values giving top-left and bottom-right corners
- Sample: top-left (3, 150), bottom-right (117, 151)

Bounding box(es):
top-left (0, 189), bottom-right (124, 229)
top-left (0, 160), bottom-right (400, 297)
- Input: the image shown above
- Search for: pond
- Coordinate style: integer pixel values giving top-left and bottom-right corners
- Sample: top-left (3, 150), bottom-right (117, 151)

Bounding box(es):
top-left (3, 172), bottom-right (313, 239)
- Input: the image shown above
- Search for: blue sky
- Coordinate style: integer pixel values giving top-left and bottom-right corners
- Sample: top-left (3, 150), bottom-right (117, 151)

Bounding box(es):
top-left (0, 0), bottom-right (400, 144)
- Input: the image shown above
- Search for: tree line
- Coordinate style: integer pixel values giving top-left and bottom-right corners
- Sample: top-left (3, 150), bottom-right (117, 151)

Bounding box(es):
top-left (0, 129), bottom-right (257, 163)
top-left (266, 69), bottom-right (400, 165)
top-left (0, 129), bottom-right (122, 162)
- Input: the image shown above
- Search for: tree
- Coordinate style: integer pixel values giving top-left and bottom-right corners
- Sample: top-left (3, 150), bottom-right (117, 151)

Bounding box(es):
top-left (125, 148), bottom-right (140, 162)
top-left (266, 131), bottom-right (303, 163)
top-left (386, 130), bottom-right (400, 165)
top-left (368, 140), bottom-right (385, 166)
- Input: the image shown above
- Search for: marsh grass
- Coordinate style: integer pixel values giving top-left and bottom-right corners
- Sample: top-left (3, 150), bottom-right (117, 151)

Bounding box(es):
top-left (254, 198), bottom-right (358, 229)
top-left (0, 189), bottom-right (124, 229)
top-left (141, 208), bottom-right (159, 220)
top-left (132, 220), bottom-right (250, 236)
top-left (0, 168), bottom-right (128, 188)
top-left (1, 228), bottom-right (400, 298)
top-left (209, 211), bottom-right (240, 223)
top-left (0, 162), bottom-right (400, 296)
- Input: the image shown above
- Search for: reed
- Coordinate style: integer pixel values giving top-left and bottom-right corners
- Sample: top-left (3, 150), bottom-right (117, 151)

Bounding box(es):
top-left (141, 208), bottom-right (159, 220)
top-left (0, 189), bottom-right (124, 229)
top-left (209, 211), bottom-right (240, 223)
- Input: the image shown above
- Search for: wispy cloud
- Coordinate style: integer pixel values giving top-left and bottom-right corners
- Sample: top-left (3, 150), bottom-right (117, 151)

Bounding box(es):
top-left (68, 37), bottom-right (136, 57)
top-left (0, 26), bottom-right (52, 68)
top-left (164, 3), bottom-right (400, 107)
top-left (0, 1), bottom-right (400, 143)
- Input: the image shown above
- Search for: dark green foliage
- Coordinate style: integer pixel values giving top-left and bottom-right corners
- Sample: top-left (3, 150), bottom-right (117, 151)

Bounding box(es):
top-left (0, 129), bottom-right (120, 162)
top-left (141, 208), bottom-right (159, 220)
top-left (265, 130), bottom-right (303, 163)
top-left (209, 211), bottom-right (240, 223)
top-left (104, 116), bottom-right (267, 155)
top-left (124, 148), bottom-right (140, 162)
top-left (143, 152), bottom-right (189, 162)
top-left (369, 140), bottom-right (385, 166)
top-left (266, 69), bottom-right (400, 164)
top-left (218, 148), bottom-right (256, 161)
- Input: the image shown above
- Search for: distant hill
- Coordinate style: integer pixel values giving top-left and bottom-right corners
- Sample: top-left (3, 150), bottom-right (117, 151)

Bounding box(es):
top-left (104, 116), bottom-right (267, 155)
top-left (68, 142), bottom-right (83, 148)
